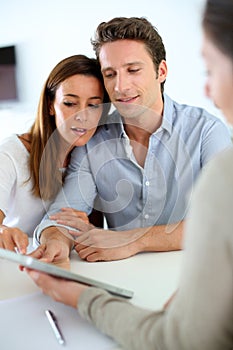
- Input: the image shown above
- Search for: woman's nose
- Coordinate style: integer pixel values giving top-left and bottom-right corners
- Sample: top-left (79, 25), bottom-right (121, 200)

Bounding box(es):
top-left (74, 110), bottom-right (88, 122)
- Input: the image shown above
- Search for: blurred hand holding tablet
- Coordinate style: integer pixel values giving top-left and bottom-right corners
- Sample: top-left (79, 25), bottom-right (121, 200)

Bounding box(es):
top-left (0, 248), bottom-right (134, 299)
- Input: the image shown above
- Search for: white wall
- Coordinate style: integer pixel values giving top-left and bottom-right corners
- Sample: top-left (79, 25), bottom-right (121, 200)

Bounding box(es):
top-left (0, 0), bottom-right (226, 139)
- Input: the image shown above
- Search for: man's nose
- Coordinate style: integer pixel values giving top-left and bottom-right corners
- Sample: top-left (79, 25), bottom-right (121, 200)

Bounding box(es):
top-left (114, 74), bottom-right (129, 93)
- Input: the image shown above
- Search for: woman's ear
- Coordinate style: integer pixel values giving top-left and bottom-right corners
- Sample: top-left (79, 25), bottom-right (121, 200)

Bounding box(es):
top-left (49, 103), bottom-right (55, 116)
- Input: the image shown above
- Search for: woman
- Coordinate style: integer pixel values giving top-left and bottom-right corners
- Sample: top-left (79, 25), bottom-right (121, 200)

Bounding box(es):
top-left (0, 54), bottom-right (110, 254)
top-left (27, 1), bottom-right (233, 349)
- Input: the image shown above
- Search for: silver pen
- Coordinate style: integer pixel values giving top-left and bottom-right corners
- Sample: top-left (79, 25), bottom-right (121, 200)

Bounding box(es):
top-left (45, 309), bottom-right (65, 345)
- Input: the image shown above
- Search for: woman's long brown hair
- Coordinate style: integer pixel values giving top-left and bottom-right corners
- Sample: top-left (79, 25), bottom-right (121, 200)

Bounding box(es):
top-left (28, 54), bottom-right (110, 200)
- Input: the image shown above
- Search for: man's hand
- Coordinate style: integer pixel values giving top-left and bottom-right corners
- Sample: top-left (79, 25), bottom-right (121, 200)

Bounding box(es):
top-left (0, 225), bottom-right (29, 254)
top-left (73, 228), bottom-right (146, 262)
top-left (49, 208), bottom-right (93, 231)
top-left (72, 221), bottom-right (183, 262)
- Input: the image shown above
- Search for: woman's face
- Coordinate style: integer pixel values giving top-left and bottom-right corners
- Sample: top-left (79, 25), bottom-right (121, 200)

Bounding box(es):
top-left (202, 33), bottom-right (233, 124)
top-left (50, 74), bottom-right (104, 147)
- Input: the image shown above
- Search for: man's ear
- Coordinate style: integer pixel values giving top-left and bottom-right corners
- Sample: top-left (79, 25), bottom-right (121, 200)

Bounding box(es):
top-left (158, 60), bottom-right (168, 83)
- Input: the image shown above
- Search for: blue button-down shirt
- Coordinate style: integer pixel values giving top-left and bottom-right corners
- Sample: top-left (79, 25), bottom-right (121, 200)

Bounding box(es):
top-left (34, 94), bottom-right (232, 242)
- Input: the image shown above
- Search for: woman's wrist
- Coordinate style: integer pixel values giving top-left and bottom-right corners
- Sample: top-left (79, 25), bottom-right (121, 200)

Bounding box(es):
top-left (40, 226), bottom-right (74, 251)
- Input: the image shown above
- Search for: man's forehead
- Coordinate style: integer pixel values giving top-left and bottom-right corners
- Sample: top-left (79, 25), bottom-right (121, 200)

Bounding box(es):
top-left (99, 40), bottom-right (151, 69)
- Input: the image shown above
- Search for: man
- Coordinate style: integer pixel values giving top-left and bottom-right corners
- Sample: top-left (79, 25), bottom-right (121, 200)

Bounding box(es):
top-left (32, 17), bottom-right (231, 263)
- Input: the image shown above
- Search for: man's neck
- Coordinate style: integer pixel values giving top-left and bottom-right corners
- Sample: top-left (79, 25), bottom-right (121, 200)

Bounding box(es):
top-left (122, 106), bottom-right (163, 168)
top-left (123, 106), bottom-right (163, 144)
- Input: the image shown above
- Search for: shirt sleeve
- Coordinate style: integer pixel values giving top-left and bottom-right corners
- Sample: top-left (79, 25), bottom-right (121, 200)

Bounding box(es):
top-left (200, 117), bottom-right (232, 166)
top-left (33, 146), bottom-right (97, 244)
top-left (78, 149), bottom-right (233, 350)
top-left (0, 152), bottom-right (17, 215)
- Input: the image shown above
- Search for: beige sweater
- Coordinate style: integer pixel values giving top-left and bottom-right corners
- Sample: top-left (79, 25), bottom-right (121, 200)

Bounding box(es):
top-left (78, 147), bottom-right (233, 350)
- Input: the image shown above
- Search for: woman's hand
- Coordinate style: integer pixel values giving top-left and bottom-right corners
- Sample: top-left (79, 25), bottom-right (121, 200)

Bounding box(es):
top-left (26, 269), bottom-right (88, 308)
top-left (28, 226), bottom-right (74, 265)
top-left (0, 225), bottom-right (29, 254)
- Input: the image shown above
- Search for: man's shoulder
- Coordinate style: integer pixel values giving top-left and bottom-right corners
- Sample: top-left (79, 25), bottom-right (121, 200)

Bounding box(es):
top-left (170, 96), bottom-right (222, 124)
top-left (164, 95), bottom-right (228, 134)
top-left (164, 95), bottom-right (231, 143)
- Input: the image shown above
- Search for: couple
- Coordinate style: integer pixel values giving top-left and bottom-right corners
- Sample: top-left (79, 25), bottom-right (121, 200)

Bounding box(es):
top-left (0, 15), bottom-right (231, 260)
top-left (1, 16), bottom-right (231, 264)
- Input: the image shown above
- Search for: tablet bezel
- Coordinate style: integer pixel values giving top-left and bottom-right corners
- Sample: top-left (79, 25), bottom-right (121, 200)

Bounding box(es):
top-left (0, 248), bottom-right (134, 299)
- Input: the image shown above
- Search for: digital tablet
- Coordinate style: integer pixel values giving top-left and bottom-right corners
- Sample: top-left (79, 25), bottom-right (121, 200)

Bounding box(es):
top-left (0, 248), bottom-right (134, 299)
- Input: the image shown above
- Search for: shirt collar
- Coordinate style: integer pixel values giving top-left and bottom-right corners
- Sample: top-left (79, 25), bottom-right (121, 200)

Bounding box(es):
top-left (156, 93), bottom-right (173, 136)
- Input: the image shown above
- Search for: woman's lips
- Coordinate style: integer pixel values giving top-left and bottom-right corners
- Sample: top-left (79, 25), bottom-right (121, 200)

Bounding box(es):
top-left (70, 126), bottom-right (87, 136)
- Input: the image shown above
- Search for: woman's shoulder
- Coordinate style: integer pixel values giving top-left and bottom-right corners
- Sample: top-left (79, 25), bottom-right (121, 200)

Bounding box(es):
top-left (0, 134), bottom-right (19, 146)
top-left (0, 134), bottom-right (29, 161)
top-left (0, 134), bottom-right (28, 151)
top-left (206, 146), bottom-right (233, 177)
top-left (194, 146), bottom-right (233, 200)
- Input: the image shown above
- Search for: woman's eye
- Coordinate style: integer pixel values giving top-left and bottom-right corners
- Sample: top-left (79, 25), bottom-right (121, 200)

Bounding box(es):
top-left (88, 104), bottom-right (101, 109)
top-left (63, 101), bottom-right (75, 107)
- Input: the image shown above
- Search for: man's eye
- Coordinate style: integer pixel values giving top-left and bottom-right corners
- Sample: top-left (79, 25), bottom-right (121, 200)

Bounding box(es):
top-left (129, 68), bottom-right (140, 73)
top-left (104, 72), bottom-right (114, 78)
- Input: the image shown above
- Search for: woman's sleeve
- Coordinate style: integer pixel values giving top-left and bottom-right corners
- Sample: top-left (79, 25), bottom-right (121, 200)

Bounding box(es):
top-left (0, 152), bottom-right (17, 215)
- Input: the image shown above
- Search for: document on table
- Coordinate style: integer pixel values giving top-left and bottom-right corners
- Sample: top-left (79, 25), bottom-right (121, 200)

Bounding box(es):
top-left (0, 292), bottom-right (118, 350)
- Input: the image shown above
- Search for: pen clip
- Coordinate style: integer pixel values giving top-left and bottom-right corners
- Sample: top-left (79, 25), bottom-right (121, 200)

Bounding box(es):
top-left (48, 310), bottom-right (56, 322)
top-left (45, 309), bottom-right (65, 345)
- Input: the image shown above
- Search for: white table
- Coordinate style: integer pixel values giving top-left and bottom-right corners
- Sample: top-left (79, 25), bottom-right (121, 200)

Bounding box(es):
top-left (0, 248), bottom-right (182, 310)
top-left (0, 245), bottom-right (183, 349)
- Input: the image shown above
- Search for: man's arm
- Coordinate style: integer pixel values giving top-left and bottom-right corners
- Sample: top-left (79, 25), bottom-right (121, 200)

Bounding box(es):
top-left (71, 221), bottom-right (184, 262)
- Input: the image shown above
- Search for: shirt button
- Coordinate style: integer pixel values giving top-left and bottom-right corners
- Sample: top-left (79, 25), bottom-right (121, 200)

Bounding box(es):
top-left (145, 181), bottom-right (150, 186)
top-left (144, 214), bottom-right (149, 219)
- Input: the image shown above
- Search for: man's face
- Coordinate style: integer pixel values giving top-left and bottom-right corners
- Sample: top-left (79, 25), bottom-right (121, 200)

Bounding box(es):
top-left (99, 39), bottom-right (167, 120)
